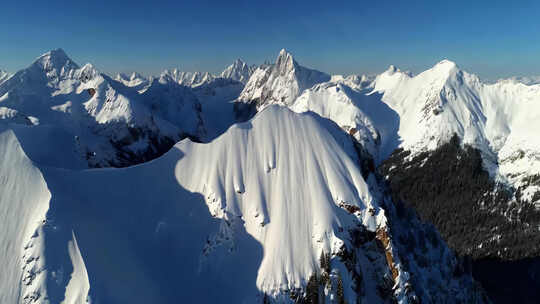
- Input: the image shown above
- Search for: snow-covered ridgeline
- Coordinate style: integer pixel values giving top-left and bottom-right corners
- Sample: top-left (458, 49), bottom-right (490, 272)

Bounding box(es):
top-left (0, 106), bottom-right (484, 303)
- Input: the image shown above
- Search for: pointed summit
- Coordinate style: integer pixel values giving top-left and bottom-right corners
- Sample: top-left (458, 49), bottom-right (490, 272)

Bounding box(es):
top-left (33, 49), bottom-right (78, 69)
top-left (30, 48), bottom-right (79, 80)
top-left (275, 49), bottom-right (297, 73)
top-left (432, 59), bottom-right (458, 74)
top-left (221, 58), bottom-right (254, 83)
top-left (236, 49), bottom-right (329, 109)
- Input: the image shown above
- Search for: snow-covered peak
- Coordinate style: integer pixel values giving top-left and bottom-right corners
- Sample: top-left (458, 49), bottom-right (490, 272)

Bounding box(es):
top-left (427, 59), bottom-right (460, 78)
top-left (275, 48), bottom-right (297, 73)
top-left (220, 59), bottom-right (254, 84)
top-left (236, 49), bottom-right (330, 109)
top-left (31, 48), bottom-right (79, 78)
top-left (372, 58), bottom-right (540, 203)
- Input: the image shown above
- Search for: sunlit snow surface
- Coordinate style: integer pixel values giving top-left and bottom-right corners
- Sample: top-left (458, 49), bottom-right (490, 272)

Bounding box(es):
top-left (0, 107), bottom-right (387, 303)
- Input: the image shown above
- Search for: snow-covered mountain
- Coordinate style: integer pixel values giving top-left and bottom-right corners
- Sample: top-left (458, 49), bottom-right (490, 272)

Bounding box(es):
top-left (0, 106), bottom-right (486, 303)
top-left (236, 49), bottom-right (330, 109)
top-left (220, 59), bottom-right (255, 84)
top-left (236, 52), bottom-right (540, 206)
top-left (232, 50), bottom-right (540, 267)
top-left (0, 49), bottom-right (205, 168)
top-left (161, 58), bottom-right (255, 88)
top-left (372, 60), bottom-right (540, 204)
top-left (3, 47), bottom-right (540, 303)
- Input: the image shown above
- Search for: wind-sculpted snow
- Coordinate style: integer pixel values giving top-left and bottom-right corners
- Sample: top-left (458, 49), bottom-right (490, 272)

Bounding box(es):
top-left (174, 106), bottom-right (380, 291)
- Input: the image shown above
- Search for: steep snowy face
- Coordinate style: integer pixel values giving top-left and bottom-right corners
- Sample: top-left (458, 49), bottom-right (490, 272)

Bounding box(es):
top-left (236, 49), bottom-right (330, 109)
top-left (220, 59), bottom-right (255, 84)
top-left (0, 128), bottom-right (52, 304)
top-left (0, 106), bottom-right (485, 303)
top-left (174, 107), bottom-right (381, 297)
top-left (0, 50), bottom-right (205, 168)
top-left (372, 60), bottom-right (540, 202)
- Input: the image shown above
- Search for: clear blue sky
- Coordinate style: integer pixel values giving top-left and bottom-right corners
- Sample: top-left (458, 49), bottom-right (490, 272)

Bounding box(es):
top-left (1, 0), bottom-right (539, 80)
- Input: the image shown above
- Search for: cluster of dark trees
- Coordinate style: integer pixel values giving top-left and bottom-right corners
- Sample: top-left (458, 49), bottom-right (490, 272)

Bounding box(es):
top-left (378, 135), bottom-right (540, 260)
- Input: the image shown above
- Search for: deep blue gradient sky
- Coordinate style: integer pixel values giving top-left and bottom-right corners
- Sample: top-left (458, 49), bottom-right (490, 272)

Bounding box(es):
top-left (1, 0), bottom-right (539, 79)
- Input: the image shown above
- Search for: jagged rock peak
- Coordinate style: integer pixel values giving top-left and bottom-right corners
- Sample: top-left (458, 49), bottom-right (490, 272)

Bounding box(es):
top-left (275, 48), bottom-right (297, 73)
top-left (220, 58), bottom-right (254, 83)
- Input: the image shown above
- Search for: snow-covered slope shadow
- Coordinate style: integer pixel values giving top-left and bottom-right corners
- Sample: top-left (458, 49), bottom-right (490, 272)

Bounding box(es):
top-left (39, 148), bottom-right (263, 303)
top-left (340, 87), bottom-right (401, 163)
top-left (0, 128), bottom-right (51, 304)
top-left (9, 124), bottom-right (88, 169)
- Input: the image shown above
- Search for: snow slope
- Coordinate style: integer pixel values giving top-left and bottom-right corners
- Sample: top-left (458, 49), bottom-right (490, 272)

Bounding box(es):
top-left (0, 127), bottom-right (51, 303)
top-left (0, 106), bottom-right (485, 303)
